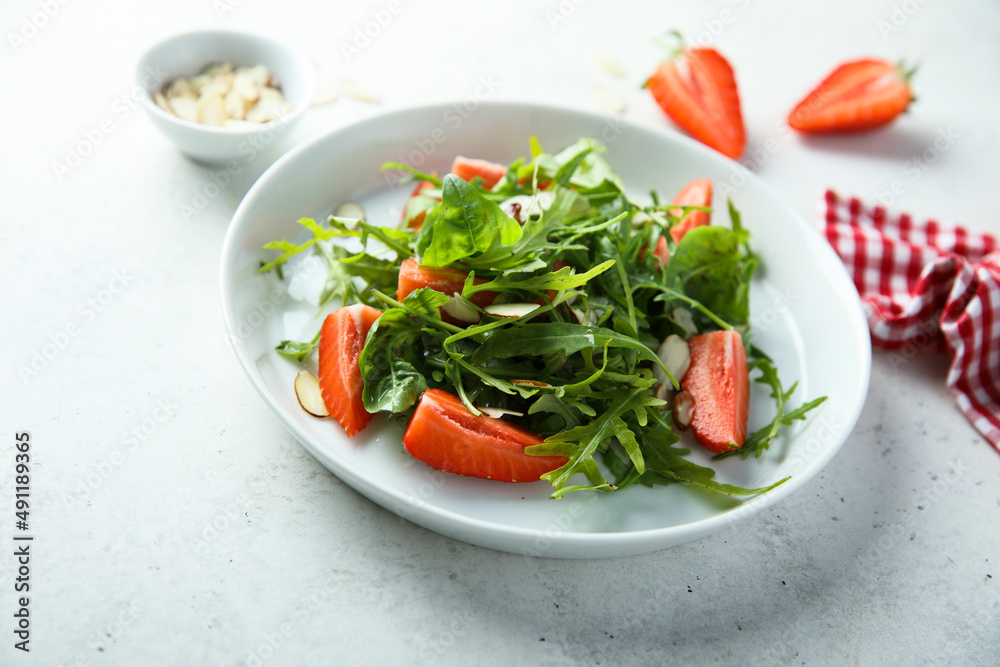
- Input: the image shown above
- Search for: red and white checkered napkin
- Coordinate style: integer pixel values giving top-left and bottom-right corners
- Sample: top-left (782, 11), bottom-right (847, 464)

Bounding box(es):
top-left (822, 189), bottom-right (1000, 451)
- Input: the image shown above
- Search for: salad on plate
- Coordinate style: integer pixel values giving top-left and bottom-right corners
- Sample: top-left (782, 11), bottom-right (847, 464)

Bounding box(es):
top-left (259, 136), bottom-right (825, 499)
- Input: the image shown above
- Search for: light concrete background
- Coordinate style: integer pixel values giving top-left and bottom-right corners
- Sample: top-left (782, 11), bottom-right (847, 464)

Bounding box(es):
top-left (2, 0), bottom-right (998, 664)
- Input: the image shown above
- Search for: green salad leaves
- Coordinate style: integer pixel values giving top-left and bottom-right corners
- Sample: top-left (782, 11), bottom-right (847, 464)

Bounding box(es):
top-left (260, 137), bottom-right (825, 499)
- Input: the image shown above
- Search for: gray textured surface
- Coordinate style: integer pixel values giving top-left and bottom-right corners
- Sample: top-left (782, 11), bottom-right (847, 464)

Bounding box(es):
top-left (2, 0), bottom-right (999, 664)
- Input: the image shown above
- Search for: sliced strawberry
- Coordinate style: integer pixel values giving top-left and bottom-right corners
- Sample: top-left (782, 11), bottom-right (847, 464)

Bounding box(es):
top-left (681, 330), bottom-right (749, 453)
top-left (646, 46), bottom-right (745, 158)
top-left (317, 304), bottom-right (382, 437)
top-left (402, 389), bottom-right (567, 482)
top-left (397, 258), bottom-right (497, 324)
top-left (651, 235), bottom-right (671, 267)
top-left (637, 236), bottom-right (670, 269)
top-left (668, 179), bottom-right (713, 243)
top-left (401, 178), bottom-right (439, 231)
top-left (451, 156), bottom-right (508, 189)
top-left (788, 58), bottom-right (915, 133)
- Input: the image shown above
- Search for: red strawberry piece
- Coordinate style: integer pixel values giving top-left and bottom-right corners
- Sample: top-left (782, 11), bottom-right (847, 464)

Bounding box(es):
top-left (396, 258), bottom-right (498, 325)
top-left (788, 58), bottom-right (915, 133)
top-left (402, 389), bottom-right (567, 482)
top-left (401, 177), bottom-right (439, 231)
top-left (317, 304), bottom-right (382, 437)
top-left (646, 45), bottom-right (746, 158)
top-left (668, 179), bottom-right (713, 244)
top-left (681, 330), bottom-right (749, 453)
top-left (450, 156), bottom-right (508, 189)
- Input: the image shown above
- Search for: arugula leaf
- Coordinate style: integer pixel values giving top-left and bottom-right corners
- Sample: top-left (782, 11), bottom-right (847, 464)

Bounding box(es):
top-left (380, 162), bottom-right (443, 187)
top-left (418, 175), bottom-right (522, 267)
top-left (664, 225), bottom-right (753, 326)
top-left (466, 260), bottom-right (615, 296)
top-left (527, 385), bottom-right (652, 493)
top-left (715, 351), bottom-right (828, 461)
top-left (470, 322), bottom-right (668, 375)
top-left (359, 288), bottom-right (451, 414)
top-left (275, 330), bottom-right (320, 362)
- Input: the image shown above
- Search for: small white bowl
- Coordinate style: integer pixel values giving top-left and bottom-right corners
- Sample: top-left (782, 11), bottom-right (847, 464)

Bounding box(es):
top-left (136, 30), bottom-right (316, 164)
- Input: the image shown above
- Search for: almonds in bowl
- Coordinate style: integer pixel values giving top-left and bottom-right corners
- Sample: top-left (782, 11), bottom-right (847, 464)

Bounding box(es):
top-left (154, 62), bottom-right (292, 128)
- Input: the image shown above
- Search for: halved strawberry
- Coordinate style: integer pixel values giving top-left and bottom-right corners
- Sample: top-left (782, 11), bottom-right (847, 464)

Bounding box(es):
top-left (646, 44), bottom-right (745, 159)
top-left (402, 389), bottom-right (567, 482)
top-left (788, 58), bottom-right (915, 133)
top-left (317, 304), bottom-right (382, 437)
top-left (397, 258), bottom-right (497, 323)
top-left (681, 330), bottom-right (749, 453)
top-left (668, 179), bottom-right (713, 243)
top-left (451, 156), bottom-right (508, 189)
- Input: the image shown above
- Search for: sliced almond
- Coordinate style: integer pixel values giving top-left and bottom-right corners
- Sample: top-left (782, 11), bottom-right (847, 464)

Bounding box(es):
top-left (166, 77), bottom-right (198, 100)
top-left (442, 294), bottom-right (480, 323)
top-left (484, 303), bottom-right (541, 319)
top-left (512, 379), bottom-right (552, 388)
top-left (653, 334), bottom-right (691, 387)
top-left (241, 64), bottom-right (272, 89)
top-left (168, 96), bottom-right (198, 123)
top-left (338, 78), bottom-right (381, 103)
top-left (246, 87), bottom-right (291, 123)
top-left (475, 405), bottom-right (525, 419)
top-left (153, 91), bottom-right (173, 114)
top-left (232, 67), bottom-right (263, 102)
top-left (203, 62), bottom-right (235, 78)
top-left (655, 382), bottom-right (676, 409)
top-left (670, 307), bottom-right (698, 338)
top-left (672, 390), bottom-right (694, 430)
top-left (334, 200), bottom-right (366, 221)
top-left (223, 89), bottom-right (251, 120)
top-left (594, 85), bottom-right (626, 113)
top-left (592, 52), bottom-right (625, 77)
top-left (196, 93), bottom-right (227, 126)
top-left (189, 73), bottom-right (212, 94)
top-left (294, 371), bottom-right (329, 417)
top-left (312, 88), bottom-right (339, 107)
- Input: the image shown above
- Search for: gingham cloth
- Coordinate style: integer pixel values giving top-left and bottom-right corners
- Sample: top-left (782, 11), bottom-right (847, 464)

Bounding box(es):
top-left (822, 190), bottom-right (1000, 451)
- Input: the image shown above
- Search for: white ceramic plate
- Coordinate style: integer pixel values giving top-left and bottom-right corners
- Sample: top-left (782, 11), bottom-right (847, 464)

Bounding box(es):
top-left (221, 101), bottom-right (871, 559)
